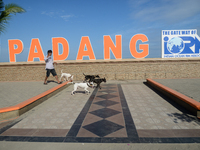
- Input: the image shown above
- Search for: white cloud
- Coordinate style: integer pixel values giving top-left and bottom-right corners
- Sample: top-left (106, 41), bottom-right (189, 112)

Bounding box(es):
top-left (41, 10), bottom-right (74, 21)
top-left (129, 0), bottom-right (200, 24)
top-left (60, 14), bottom-right (74, 21)
top-left (41, 11), bottom-right (55, 17)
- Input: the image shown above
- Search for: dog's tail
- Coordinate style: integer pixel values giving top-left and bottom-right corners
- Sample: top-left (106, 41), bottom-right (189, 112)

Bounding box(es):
top-left (83, 73), bottom-right (86, 76)
top-left (61, 69), bottom-right (63, 74)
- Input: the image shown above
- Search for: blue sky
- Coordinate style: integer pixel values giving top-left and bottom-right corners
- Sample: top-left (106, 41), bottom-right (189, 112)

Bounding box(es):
top-left (1, 0), bottom-right (200, 62)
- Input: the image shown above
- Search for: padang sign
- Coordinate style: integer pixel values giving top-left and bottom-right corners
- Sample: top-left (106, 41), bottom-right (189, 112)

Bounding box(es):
top-left (8, 34), bottom-right (149, 63)
top-left (162, 29), bottom-right (200, 58)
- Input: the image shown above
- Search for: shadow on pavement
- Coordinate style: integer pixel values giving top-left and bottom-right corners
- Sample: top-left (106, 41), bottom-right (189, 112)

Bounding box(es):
top-left (143, 82), bottom-right (200, 124)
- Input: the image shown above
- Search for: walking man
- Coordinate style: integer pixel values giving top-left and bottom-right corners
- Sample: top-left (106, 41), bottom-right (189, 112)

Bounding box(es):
top-left (44, 50), bottom-right (61, 85)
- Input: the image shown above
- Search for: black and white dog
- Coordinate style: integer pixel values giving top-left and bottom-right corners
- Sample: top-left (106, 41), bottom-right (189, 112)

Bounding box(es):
top-left (83, 73), bottom-right (100, 82)
top-left (71, 82), bottom-right (94, 95)
top-left (91, 78), bottom-right (106, 89)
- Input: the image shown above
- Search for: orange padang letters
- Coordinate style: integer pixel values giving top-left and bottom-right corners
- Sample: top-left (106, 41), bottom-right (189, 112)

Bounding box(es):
top-left (27, 38), bottom-right (45, 62)
top-left (8, 39), bottom-right (23, 62)
top-left (76, 36), bottom-right (96, 60)
top-left (129, 34), bottom-right (149, 58)
top-left (8, 34), bottom-right (149, 62)
top-left (104, 35), bottom-right (122, 59)
top-left (52, 37), bottom-right (69, 61)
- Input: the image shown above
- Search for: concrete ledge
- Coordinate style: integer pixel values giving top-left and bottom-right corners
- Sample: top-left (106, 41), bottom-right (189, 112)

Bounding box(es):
top-left (0, 81), bottom-right (72, 121)
top-left (146, 78), bottom-right (200, 118)
top-left (1, 58), bottom-right (200, 66)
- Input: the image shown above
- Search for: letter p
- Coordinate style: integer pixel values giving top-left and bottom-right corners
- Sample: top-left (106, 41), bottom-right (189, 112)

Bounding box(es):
top-left (8, 39), bottom-right (23, 62)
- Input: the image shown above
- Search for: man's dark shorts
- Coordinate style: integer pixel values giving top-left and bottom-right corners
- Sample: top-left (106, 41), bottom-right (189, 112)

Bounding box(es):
top-left (46, 69), bottom-right (57, 77)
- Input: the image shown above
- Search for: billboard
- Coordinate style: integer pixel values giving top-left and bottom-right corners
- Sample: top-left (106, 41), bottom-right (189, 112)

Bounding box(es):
top-left (162, 29), bottom-right (200, 58)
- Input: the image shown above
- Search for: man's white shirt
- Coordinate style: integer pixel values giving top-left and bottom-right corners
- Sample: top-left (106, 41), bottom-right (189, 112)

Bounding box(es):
top-left (44, 56), bottom-right (54, 69)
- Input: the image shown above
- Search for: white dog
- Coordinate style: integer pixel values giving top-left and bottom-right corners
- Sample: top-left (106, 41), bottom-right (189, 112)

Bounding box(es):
top-left (60, 69), bottom-right (73, 81)
top-left (71, 82), bottom-right (94, 95)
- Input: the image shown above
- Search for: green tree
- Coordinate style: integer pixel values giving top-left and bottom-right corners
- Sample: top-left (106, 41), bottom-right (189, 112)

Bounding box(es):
top-left (0, 0), bottom-right (25, 34)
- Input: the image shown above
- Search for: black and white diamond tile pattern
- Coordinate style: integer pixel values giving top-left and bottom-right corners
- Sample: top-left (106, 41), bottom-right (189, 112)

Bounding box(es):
top-left (89, 107), bottom-right (121, 118)
top-left (99, 89), bottom-right (117, 93)
top-left (80, 84), bottom-right (127, 137)
top-left (94, 100), bottom-right (119, 107)
top-left (96, 94), bottom-right (118, 100)
top-left (83, 120), bottom-right (124, 137)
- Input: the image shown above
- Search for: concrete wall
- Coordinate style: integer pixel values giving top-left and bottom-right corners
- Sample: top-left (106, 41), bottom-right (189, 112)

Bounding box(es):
top-left (0, 58), bottom-right (200, 81)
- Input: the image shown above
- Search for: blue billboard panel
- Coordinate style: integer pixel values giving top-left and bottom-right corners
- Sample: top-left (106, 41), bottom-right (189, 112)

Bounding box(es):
top-left (162, 29), bottom-right (200, 58)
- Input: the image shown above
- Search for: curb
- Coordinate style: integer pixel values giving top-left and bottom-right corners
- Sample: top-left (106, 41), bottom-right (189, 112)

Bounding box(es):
top-left (146, 78), bottom-right (200, 118)
top-left (0, 81), bottom-right (72, 121)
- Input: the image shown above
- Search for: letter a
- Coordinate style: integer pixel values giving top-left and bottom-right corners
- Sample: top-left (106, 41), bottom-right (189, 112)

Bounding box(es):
top-left (76, 36), bottom-right (95, 60)
top-left (104, 35), bottom-right (122, 59)
top-left (8, 39), bottom-right (23, 62)
top-left (27, 38), bottom-right (44, 62)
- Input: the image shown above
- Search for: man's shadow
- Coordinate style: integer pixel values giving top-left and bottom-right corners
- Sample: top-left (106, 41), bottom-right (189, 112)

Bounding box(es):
top-left (47, 80), bottom-right (58, 84)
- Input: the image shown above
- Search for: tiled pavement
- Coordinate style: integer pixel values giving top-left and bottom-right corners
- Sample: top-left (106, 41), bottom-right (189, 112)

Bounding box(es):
top-left (0, 80), bottom-right (200, 143)
top-left (0, 81), bottom-right (59, 108)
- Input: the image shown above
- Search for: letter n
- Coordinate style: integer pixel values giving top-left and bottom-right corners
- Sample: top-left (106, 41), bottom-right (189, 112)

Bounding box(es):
top-left (104, 35), bottom-right (122, 59)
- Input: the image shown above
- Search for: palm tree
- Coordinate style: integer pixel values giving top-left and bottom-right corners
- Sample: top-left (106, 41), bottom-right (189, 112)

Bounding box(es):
top-left (0, 0), bottom-right (25, 34)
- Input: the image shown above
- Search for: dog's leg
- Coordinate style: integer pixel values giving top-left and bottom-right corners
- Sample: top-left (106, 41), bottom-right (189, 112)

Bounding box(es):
top-left (71, 85), bottom-right (77, 95)
top-left (70, 75), bottom-right (73, 82)
top-left (96, 83), bottom-right (100, 89)
top-left (85, 89), bottom-right (90, 94)
top-left (84, 87), bottom-right (90, 94)
top-left (71, 90), bottom-right (75, 95)
top-left (60, 74), bottom-right (63, 81)
top-left (98, 83), bottom-right (102, 89)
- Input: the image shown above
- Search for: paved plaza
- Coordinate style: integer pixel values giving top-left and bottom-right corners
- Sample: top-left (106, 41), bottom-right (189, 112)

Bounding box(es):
top-left (0, 79), bottom-right (200, 149)
top-left (0, 81), bottom-right (59, 108)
